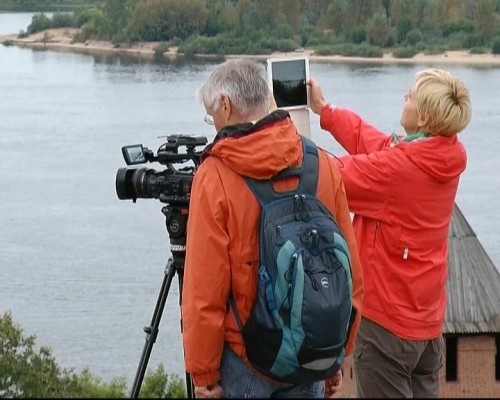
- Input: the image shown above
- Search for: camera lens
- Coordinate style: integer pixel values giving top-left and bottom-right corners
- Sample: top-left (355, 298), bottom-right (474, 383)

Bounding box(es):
top-left (116, 167), bottom-right (138, 200)
top-left (115, 167), bottom-right (168, 200)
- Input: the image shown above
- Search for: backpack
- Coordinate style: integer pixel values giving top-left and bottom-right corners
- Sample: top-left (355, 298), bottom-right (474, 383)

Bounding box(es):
top-left (229, 136), bottom-right (353, 384)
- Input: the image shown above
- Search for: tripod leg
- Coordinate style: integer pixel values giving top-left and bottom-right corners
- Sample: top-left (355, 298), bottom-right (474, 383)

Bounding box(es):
top-left (131, 258), bottom-right (176, 398)
top-left (178, 270), bottom-right (195, 398)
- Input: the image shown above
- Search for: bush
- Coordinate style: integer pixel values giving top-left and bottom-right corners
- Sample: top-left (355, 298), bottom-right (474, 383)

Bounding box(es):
top-left (469, 46), bottom-right (487, 54)
top-left (424, 46), bottom-right (447, 55)
top-left (462, 34), bottom-right (483, 49)
top-left (351, 27), bottom-right (366, 44)
top-left (26, 13), bottom-right (51, 34)
top-left (442, 19), bottom-right (474, 37)
top-left (406, 30), bottom-right (423, 46)
top-left (415, 41), bottom-right (427, 52)
top-left (0, 312), bottom-right (186, 398)
top-left (140, 364), bottom-right (186, 398)
top-left (0, 311), bottom-right (127, 397)
top-left (313, 43), bottom-right (383, 58)
top-left (392, 46), bottom-right (418, 58)
top-left (51, 12), bottom-right (73, 29)
top-left (276, 39), bottom-right (299, 53)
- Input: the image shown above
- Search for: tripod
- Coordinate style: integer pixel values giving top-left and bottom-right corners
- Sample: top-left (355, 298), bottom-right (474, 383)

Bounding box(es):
top-left (130, 204), bottom-right (195, 398)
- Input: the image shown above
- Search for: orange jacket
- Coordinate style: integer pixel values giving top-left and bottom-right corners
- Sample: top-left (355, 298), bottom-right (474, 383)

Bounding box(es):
top-left (182, 110), bottom-right (364, 387)
top-left (320, 105), bottom-right (466, 340)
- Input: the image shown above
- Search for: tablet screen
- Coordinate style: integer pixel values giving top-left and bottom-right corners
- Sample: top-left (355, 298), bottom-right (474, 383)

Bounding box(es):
top-left (268, 57), bottom-right (309, 110)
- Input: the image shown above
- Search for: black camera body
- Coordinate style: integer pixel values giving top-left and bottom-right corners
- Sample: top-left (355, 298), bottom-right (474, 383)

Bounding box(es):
top-left (115, 134), bottom-right (208, 206)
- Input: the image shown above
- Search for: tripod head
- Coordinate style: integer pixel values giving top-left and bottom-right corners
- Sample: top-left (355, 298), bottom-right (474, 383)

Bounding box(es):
top-left (161, 204), bottom-right (188, 269)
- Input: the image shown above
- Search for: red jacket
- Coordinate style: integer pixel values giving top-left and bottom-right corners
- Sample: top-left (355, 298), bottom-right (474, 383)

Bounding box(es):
top-left (320, 105), bottom-right (467, 340)
top-left (182, 111), bottom-right (364, 387)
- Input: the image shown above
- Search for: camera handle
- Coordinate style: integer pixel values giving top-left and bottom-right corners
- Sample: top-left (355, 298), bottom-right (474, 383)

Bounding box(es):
top-left (130, 205), bottom-right (194, 399)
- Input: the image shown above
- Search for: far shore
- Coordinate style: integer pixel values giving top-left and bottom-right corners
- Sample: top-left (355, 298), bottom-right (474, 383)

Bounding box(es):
top-left (2, 28), bottom-right (500, 66)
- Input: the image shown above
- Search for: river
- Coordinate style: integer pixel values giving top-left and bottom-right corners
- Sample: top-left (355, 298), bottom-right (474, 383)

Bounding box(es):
top-left (1, 12), bottom-right (499, 386)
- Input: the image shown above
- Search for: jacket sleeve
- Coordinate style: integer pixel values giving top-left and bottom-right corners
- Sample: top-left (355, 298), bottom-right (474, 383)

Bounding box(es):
top-left (320, 105), bottom-right (392, 154)
top-left (321, 152), bottom-right (364, 356)
top-left (181, 159), bottom-right (231, 387)
top-left (338, 150), bottom-right (398, 221)
top-left (321, 105), bottom-right (402, 222)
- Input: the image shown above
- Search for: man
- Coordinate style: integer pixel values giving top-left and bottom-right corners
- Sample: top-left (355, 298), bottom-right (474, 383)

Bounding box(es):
top-left (182, 59), bottom-right (363, 398)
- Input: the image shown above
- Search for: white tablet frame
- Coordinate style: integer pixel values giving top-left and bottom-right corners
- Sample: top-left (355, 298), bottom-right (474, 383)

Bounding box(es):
top-left (267, 56), bottom-right (310, 111)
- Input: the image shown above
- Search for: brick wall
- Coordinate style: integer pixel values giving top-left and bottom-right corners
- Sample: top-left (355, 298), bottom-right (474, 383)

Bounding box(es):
top-left (440, 335), bottom-right (500, 398)
top-left (334, 335), bottom-right (500, 398)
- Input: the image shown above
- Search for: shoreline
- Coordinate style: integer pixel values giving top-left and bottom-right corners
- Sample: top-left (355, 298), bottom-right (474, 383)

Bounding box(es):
top-left (2, 28), bottom-right (500, 66)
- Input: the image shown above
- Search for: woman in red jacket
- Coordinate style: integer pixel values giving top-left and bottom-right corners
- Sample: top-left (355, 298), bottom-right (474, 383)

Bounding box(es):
top-left (308, 69), bottom-right (471, 398)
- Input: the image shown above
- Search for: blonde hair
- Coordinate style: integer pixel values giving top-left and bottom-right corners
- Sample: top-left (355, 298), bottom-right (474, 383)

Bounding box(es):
top-left (196, 59), bottom-right (270, 118)
top-left (413, 68), bottom-right (471, 136)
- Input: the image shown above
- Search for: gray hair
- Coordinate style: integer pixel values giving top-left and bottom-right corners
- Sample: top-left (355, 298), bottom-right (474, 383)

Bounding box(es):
top-left (196, 59), bottom-right (270, 118)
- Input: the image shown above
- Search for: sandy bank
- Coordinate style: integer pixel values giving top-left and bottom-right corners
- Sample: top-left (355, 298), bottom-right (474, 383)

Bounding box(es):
top-left (2, 28), bottom-right (500, 66)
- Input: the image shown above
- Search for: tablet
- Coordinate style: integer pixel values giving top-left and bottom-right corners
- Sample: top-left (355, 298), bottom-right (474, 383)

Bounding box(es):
top-left (267, 56), bottom-right (310, 110)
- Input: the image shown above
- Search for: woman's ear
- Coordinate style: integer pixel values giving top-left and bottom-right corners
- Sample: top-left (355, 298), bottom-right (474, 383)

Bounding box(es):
top-left (418, 112), bottom-right (430, 129)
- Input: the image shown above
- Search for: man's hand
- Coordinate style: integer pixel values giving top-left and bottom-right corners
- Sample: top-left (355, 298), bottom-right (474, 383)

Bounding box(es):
top-left (194, 383), bottom-right (224, 398)
top-left (324, 369), bottom-right (343, 398)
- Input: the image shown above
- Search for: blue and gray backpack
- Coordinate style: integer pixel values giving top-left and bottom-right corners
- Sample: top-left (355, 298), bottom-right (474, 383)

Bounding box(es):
top-left (230, 136), bottom-right (354, 384)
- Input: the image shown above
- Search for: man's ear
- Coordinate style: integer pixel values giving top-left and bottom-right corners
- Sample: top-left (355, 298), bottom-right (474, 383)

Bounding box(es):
top-left (220, 95), bottom-right (231, 119)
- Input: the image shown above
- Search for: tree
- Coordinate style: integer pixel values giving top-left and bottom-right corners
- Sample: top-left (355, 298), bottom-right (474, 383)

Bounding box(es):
top-left (0, 311), bottom-right (185, 398)
top-left (0, 311), bottom-right (126, 398)
top-left (420, 0), bottom-right (440, 32)
top-left (475, 0), bottom-right (497, 39)
top-left (124, 0), bottom-right (208, 42)
top-left (367, 11), bottom-right (391, 46)
top-left (396, 16), bottom-right (413, 43)
top-left (103, 0), bottom-right (131, 37)
top-left (323, 0), bottom-right (348, 37)
top-left (281, 0), bottom-right (300, 31)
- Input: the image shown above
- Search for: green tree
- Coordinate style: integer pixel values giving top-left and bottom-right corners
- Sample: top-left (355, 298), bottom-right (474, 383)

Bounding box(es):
top-left (26, 13), bottom-right (51, 34)
top-left (103, 0), bottom-right (132, 38)
top-left (281, 0), bottom-right (300, 31)
top-left (124, 0), bottom-right (208, 42)
top-left (367, 11), bottom-right (391, 46)
top-left (139, 364), bottom-right (186, 398)
top-left (0, 311), bottom-right (126, 398)
top-left (323, 0), bottom-right (348, 37)
top-left (420, 0), bottom-right (440, 32)
top-left (396, 16), bottom-right (413, 43)
top-left (0, 311), bottom-right (186, 398)
top-left (492, 37), bottom-right (500, 53)
top-left (254, 0), bottom-right (284, 31)
top-left (475, 0), bottom-right (497, 39)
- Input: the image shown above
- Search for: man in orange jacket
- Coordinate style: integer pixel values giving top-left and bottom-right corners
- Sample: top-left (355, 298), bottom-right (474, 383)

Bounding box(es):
top-left (181, 59), bottom-right (364, 398)
top-left (308, 69), bottom-right (471, 398)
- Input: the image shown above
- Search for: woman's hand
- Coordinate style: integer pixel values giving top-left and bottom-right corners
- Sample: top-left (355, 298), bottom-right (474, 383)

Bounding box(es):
top-left (307, 77), bottom-right (328, 115)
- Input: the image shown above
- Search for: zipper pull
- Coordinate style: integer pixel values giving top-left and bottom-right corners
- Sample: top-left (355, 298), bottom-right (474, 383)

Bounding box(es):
top-left (403, 247), bottom-right (409, 260)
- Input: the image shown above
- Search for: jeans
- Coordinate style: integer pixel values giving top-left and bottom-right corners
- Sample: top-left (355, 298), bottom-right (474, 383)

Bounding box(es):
top-left (220, 344), bottom-right (325, 398)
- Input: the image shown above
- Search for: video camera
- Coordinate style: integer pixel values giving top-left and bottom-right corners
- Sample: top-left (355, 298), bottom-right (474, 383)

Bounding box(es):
top-left (115, 134), bottom-right (208, 206)
top-left (115, 134), bottom-right (208, 399)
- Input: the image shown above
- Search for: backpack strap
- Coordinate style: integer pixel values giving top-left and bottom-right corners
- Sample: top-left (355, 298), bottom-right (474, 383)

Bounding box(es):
top-left (244, 136), bottom-right (319, 207)
top-left (229, 136), bottom-right (320, 330)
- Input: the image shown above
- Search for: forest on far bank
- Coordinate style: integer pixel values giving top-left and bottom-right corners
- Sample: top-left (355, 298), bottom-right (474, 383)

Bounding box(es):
top-left (3, 0), bottom-right (500, 58)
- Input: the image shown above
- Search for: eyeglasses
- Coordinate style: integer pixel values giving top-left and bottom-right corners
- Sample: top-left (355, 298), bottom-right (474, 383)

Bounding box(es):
top-left (204, 114), bottom-right (215, 126)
